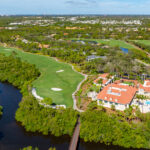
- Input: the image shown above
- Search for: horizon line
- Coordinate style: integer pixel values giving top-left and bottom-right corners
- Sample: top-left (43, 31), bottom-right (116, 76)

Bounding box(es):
top-left (1, 14), bottom-right (150, 16)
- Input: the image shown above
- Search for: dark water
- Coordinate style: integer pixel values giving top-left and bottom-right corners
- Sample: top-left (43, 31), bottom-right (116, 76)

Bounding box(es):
top-left (0, 82), bottom-right (139, 150)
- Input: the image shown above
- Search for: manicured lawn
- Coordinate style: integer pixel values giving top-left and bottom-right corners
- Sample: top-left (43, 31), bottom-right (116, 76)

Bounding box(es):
top-left (0, 46), bottom-right (84, 107)
top-left (133, 40), bottom-right (150, 46)
top-left (71, 38), bottom-right (135, 49)
top-left (94, 39), bottom-right (135, 49)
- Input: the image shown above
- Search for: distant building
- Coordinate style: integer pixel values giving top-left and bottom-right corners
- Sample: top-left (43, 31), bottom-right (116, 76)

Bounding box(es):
top-left (72, 40), bottom-right (85, 45)
top-left (0, 26), bottom-right (18, 30)
top-left (139, 80), bottom-right (150, 95)
top-left (86, 55), bottom-right (106, 61)
top-left (95, 77), bottom-right (150, 112)
top-left (39, 44), bottom-right (49, 49)
top-left (94, 73), bottom-right (114, 86)
top-left (22, 39), bottom-right (29, 44)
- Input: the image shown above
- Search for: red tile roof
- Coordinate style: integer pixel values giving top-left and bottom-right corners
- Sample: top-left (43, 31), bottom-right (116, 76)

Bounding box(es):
top-left (115, 79), bottom-right (150, 93)
top-left (97, 83), bottom-right (137, 105)
top-left (147, 82), bottom-right (150, 86)
top-left (139, 80), bottom-right (150, 93)
top-left (94, 78), bottom-right (108, 85)
top-left (99, 73), bottom-right (109, 78)
top-left (94, 73), bottom-right (111, 85)
top-left (95, 74), bottom-right (150, 103)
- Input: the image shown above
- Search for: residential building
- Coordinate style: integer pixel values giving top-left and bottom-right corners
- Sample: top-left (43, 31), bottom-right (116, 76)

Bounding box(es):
top-left (139, 80), bottom-right (150, 95)
top-left (94, 73), bottom-right (114, 86)
top-left (97, 83), bottom-right (137, 111)
top-left (86, 55), bottom-right (106, 61)
top-left (92, 73), bottom-right (150, 112)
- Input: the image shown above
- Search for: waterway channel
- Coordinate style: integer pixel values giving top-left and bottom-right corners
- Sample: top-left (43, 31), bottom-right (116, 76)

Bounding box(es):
top-left (0, 82), bottom-right (137, 150)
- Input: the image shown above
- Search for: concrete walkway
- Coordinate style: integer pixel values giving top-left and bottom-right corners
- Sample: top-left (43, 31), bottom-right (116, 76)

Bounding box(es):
top-left (53, 57), bottom-right (87, 113)
top-left (72, 72), bottom-right (87, 113)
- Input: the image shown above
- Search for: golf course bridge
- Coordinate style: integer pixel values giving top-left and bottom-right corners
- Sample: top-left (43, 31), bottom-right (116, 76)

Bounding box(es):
top-left (68, 118), bottom-right (80, 150)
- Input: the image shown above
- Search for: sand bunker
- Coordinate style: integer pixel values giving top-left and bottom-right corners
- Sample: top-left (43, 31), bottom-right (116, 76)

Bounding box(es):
top-left (51, 88), bottom-right (62, 91)
top-left (56, 70), bottom-right (64, 73)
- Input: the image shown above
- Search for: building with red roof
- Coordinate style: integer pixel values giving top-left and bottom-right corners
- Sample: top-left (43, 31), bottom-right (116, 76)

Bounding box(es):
top-left (138, 80), bottom-right (150, 94)
top-left (97, 83), bottom-right (137, 111)
top-left (94, 73), bottom-right (115, 87)
top-left (93, 74), bottom-right (150, 112)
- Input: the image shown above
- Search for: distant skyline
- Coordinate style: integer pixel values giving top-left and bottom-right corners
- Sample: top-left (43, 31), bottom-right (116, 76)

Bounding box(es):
top-left (0, 0), bottom-right (150, 15)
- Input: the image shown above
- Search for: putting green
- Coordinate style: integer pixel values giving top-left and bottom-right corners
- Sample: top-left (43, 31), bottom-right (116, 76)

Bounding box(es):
top-left (0, 46), bottom-right (84, 107)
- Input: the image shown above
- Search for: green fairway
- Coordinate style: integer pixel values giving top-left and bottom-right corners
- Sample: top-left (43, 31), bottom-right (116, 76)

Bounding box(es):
top-left (133, 40), bottom-right (150, 46)
top-left (71, 38), bottom-right (135, 49)
top-left (0, 46), bottom-right (84, 107)
top-left (95, 39), bottom-right (135, 49)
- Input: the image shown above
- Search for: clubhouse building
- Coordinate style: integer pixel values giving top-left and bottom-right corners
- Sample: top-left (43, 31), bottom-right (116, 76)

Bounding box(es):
top-left (97, 83), bottom-right (137, 111)
top-left (94, 74), bottom-right (150, 112)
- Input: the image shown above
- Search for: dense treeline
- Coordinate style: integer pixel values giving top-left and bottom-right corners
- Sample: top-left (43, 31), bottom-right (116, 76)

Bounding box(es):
top-left (80, 109), bottom-right (150, 149)
top-left (16, 95), bottom-right (78, 136)
top-left (0, 52), bottom-right (39, 117)
top-left (83, 50), bottom-right (150, 77)
top-left (0, 105), bottom-right (3, 116)
top-left (1, 33), bottom-right (150, 76)
top-left (1, 16), bottom-right (150, 40)
top-left (0, 53), bottom-right (40, 89)
top-left (1, 28), bottom-right (150, 76)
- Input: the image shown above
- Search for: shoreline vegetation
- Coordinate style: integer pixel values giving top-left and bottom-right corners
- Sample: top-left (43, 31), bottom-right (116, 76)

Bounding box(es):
top-left (0, 49), bottom-right (150, 149)
top-left (0, 105), bottom-right (3, 116)
top-left (20, 146), bottom-right (56, 150)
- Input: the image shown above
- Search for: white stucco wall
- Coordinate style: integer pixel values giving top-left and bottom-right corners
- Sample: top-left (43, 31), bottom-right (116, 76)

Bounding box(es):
top-left (97, 100), bottom-right (128, 111)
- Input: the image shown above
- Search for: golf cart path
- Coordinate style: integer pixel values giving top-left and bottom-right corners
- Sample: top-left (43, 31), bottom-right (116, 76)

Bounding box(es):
top-left (53, 57), bottom-right (87, 113)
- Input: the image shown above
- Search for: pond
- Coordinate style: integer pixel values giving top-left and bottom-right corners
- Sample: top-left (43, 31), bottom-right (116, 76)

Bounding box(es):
top-left (145, 101), bottom-right (150, 105)
top-left (120, 47), bottom-right (129, 54)
top-left (0, 82), bottom-right (138, 150)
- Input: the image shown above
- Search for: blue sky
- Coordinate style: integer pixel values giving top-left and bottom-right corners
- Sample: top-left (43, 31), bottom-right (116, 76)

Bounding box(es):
top-left (0, 0), bottom-right (150, 15)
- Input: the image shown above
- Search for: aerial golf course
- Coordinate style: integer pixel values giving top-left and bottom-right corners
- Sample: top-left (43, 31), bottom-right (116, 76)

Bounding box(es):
top-left (0, 46), bottom-right (84, 107)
